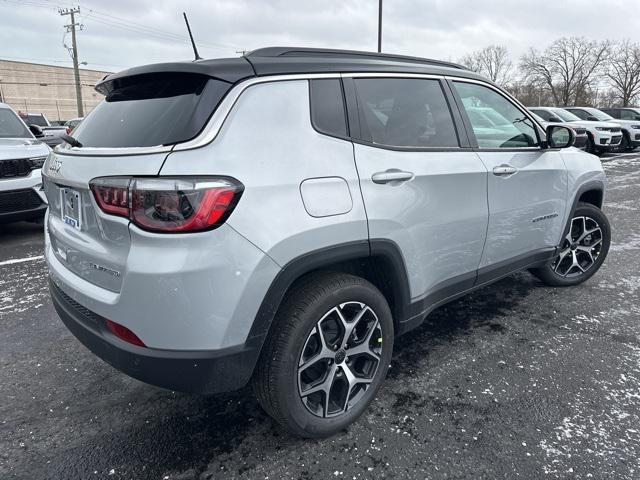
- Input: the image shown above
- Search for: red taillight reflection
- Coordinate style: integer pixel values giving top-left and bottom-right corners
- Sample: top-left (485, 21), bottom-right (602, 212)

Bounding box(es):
top-left (106, 320), bottom-right (146, 347)
top-left (89, 177), bottom-right (243, 233)
top-left (66, 127), bottom-right (72, 135)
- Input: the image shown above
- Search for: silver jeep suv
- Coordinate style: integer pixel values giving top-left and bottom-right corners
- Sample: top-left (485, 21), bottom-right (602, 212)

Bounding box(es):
top-left (44, 47), bottom-right (610, 438)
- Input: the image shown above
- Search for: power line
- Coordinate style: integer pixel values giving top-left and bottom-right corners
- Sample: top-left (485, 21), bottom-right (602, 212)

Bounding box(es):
top-left (83, 8), bottom-right (239, 51)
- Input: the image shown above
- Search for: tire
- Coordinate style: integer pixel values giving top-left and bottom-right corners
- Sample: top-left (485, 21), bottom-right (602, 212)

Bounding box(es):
top-left (253, 272), bottom-right (394, 438)
top-left (620, 133), bottom-right (631, 152)
top-left (586, 134), bottom-right (597, 154)
top-left (530, 202), bottom-right (611, 287)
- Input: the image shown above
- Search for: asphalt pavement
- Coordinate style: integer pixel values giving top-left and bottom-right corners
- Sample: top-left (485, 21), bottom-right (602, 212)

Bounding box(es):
top-left (1, 151), bottom-right (639, 480)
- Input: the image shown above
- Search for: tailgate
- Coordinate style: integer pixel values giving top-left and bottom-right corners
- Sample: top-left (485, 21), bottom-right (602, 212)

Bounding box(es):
top-left (43, 149), bottom-right (168, 292)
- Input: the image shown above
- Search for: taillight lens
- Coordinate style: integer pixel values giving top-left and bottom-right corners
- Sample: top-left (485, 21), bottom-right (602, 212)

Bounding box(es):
top-left (90, 177), bottom-right (130, 217)
top-left (89, 177), bottom-right (243, 233)
top-left (66, 127), bottom-right (72, 135)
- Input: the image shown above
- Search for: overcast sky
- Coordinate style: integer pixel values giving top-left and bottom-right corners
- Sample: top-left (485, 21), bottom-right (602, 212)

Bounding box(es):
top-left (1, 0), bottom-right (638, 74)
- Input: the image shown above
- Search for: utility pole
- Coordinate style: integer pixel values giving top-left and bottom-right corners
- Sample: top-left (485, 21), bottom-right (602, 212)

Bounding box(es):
top-left (59, 7), bottom-right (84, 117)
top-left (377, 0), bottom-right (383, 53)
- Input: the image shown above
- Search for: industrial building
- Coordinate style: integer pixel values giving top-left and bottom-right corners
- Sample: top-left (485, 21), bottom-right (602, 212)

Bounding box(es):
top-left (0, 59), bottom-right (111, 122)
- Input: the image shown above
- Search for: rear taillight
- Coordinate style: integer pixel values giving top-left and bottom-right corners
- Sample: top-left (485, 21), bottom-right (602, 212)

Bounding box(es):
top-left (66, 127), bottom-right (72, 135)
top-left (91, 177), bottom-right (130, 216)
top-left (89, 177), bottom-right (243, 233)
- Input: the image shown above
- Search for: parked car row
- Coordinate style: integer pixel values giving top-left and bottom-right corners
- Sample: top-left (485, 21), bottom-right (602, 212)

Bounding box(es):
top-left (528, 106), bottom-right (640, 154)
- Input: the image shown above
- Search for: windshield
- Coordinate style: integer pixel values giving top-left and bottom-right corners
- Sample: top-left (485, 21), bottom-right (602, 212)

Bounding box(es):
top-left (0, 109), bottom-right (32, 139)
top-left (73, 73), bottom-right (231, 148)
top-left (588, 109), bottom-right (614, 121)
top-left (551, 108), bottom-right (581, 122)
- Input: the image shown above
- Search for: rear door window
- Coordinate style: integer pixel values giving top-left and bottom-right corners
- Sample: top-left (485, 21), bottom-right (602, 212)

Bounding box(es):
top-left (353, 78), bottom-right (459, 148)
top-left (72, 73), bottom-right (231, 148)
top-left (309, 79), bottom-right (348, 138)
top-left (530, 109), bottom-right (553, 122)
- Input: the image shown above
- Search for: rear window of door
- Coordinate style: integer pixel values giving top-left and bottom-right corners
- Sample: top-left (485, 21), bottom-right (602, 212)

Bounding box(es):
top-left (352, 78), bottom-right (459, 148)
top-left (453, 81), bottom-right (539, 149)
top-left (530, 109), bottom-right (554, 122)
top-left (72, 73), bottom-right (231, 148)
top-left (309, 79), bottom-right (348, 138)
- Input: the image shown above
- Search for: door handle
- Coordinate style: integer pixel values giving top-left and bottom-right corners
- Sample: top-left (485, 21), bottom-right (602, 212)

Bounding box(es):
top-left (492, 165), bottom-right (518, 176)
top-left (371, 169), bottom-right (415, 185)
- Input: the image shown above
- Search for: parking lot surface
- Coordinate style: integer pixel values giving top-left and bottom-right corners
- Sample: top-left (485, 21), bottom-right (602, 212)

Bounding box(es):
top-left (1, 152), bottom-right (639, 480)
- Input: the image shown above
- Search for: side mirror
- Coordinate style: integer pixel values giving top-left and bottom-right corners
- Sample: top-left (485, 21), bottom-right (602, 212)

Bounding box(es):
top-left (546, 125), bottom-right (575, 149)
top-left (635, 116), bottom-right (640, 121)
top-left (29, 124), bottom-right (44, 137)
top-left (549, 117), bottom-right (562, 123)
top-left (586, 116), bottom-right (598, 121)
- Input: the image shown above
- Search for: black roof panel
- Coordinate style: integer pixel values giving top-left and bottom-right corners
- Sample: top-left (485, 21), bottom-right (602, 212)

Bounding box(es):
top-left (96, 47), bottom-right (483, 93)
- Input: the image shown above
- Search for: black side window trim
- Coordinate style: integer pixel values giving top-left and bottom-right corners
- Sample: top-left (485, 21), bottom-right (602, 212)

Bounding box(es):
top-left (308, 78), bottom-right (350, 141)
top-left (447, 78), bottom-right (544, 151)
top-left (345, 76), bottom-right (463, 151)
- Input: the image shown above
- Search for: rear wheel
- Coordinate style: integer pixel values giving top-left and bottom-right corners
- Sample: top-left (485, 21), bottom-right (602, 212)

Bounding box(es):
top-left (253, 272), bottom-right (393, 438)
top-left (531, 202), bottom-right (610, 286)
top-left (620, 133), bottom-right (631, 152)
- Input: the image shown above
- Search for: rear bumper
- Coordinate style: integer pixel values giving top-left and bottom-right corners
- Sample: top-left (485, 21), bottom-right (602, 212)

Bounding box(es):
top-left (50, 280), bottom-right (262, 394)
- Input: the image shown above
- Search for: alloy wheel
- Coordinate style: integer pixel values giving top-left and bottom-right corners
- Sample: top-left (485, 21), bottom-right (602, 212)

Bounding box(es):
top-left (297, 302), bottom-right (383, 418)
top-left (552, 215), bottom-right (603, 278)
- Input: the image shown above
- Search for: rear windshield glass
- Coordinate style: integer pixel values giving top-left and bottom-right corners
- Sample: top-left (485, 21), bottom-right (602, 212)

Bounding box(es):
top-left (24, 114), bottom-right (48, 127)
top-left (0, 109), bottom-right (31, 138)
top-left (72, 73), bottom-right (231, 148)
top-left (551, 108), bottom-right (581, 122)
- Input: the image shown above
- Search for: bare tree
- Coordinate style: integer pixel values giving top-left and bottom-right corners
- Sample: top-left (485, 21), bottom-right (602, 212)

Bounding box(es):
top-left (459, 45), bottom-right (513, 86)
top-left (605, 40), bottom-right (640, 106)
top-left (520, 37), bottom-right (610, 106)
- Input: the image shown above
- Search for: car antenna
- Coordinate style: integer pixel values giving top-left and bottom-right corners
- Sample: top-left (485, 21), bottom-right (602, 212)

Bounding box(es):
top-left (183, 12), bottom-right (202, 61)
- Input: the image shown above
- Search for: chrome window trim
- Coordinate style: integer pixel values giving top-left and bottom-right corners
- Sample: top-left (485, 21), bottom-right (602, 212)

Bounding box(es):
top-left (55, 71), bottom-right (544, 156)
top-left (174, 73), bottom-right (342, 151)
top-left (176, 73), bottom-right (451, 151)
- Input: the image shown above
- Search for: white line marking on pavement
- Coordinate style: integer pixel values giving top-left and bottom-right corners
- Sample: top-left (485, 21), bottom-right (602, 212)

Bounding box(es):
top-left (0, 255), bottom-right (44, 267)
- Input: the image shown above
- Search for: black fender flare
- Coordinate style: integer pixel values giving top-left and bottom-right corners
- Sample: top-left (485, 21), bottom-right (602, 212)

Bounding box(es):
top-left (561, 180), bottom-right (605, 241)
top-left (246, 239), bottom-right (411, 349)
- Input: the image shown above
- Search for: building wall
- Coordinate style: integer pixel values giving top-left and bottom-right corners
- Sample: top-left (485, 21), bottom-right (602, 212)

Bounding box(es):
top-left (0, 60), bottom-right (111, 122)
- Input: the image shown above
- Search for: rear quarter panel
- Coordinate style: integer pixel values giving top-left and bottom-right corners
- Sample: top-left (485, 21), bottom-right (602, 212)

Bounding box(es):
top-left (160, 79), bottom-right (369, 266)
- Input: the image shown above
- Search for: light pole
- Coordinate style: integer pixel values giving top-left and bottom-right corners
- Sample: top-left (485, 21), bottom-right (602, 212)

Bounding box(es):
top-left (377, 0), bottom-right (383, 53)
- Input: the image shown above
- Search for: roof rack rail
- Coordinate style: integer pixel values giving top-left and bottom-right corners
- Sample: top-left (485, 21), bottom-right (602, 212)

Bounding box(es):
top-left (246, 47), bottom-right (467, 70)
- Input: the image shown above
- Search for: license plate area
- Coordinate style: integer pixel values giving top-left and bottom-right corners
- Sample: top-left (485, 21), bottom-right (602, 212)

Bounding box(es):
top-left (60, 187), bottom-right (82, 230)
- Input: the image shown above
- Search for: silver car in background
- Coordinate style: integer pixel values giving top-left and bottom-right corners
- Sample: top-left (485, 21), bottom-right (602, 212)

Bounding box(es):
top-left (43, 47), bottom-right (611, 438)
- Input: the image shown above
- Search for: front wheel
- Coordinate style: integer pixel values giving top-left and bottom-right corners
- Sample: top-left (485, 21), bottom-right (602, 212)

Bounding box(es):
top-left (253, 272), bottom-right (394, 438)
top-left (531, 202), bottom-right (611, 287)
top-left (620, 134), bottom-right (631, 152)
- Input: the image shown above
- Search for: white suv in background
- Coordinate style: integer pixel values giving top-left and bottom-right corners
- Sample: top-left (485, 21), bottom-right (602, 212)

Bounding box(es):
top-left (529, 106), bottom-right (622, 154)
top-left (0, 102), bottom-right (50, 224)
top-left (591, 107), bottom-right (640, 151)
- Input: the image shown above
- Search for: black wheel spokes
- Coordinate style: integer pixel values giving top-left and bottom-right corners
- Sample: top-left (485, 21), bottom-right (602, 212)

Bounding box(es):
top-left (553, 216), bottom-right (603, 278)
top-left (297, 302), bottom-right (382, 418)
